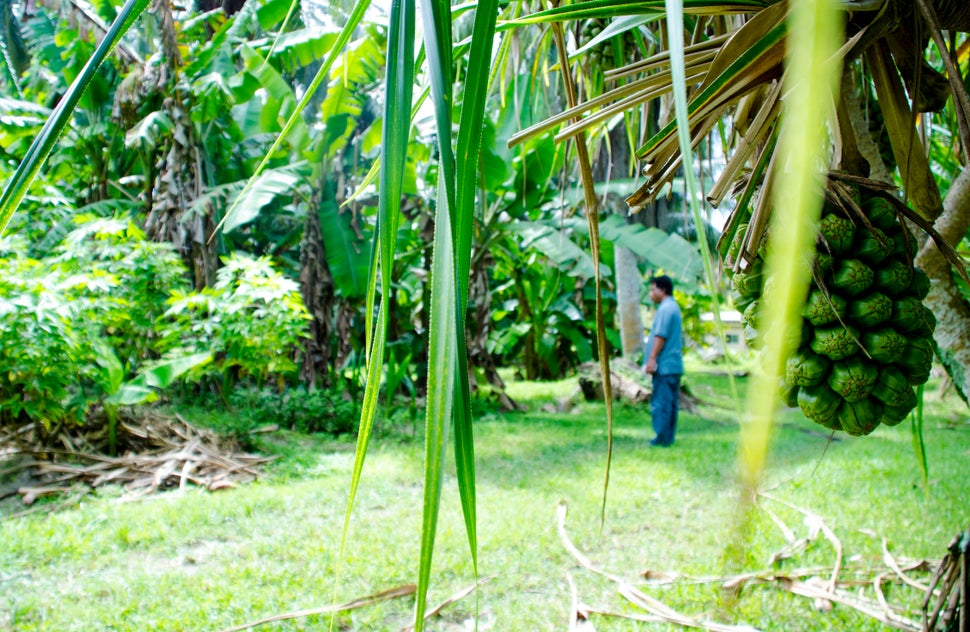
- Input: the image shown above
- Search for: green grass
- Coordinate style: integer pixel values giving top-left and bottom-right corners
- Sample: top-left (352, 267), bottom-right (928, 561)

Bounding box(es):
top-left (1, 368), bottom-right (967, 630)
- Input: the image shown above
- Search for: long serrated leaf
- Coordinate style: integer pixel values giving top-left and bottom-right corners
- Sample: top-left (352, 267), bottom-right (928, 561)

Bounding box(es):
top-left (449, 0), bottom-right (499, 608)
top-left (415, 184), bottom-right (457, 632)
top-left (0, 0), bottom-right (151, 236)
top-left (333, 0), bottom-right (414, 629)
top-left (414, 0), bottom-right (460, 625)
top-left (507, 0), bottom-right (772, 25)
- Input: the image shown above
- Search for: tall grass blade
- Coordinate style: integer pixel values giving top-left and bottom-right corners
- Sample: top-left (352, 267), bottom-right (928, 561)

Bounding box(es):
top-left (0, 0), bottom-right (150, 237)
top-left (743, 0), bottom-right (841, 494)
top-left (333, 0), bottom-right (414, 628)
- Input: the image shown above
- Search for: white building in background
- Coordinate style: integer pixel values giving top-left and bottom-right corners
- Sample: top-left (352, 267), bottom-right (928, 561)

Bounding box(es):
top-left (700, 310), bottom-right (747, 355)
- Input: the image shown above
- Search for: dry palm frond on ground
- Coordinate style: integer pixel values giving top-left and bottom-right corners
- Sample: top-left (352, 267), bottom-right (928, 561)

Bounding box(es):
top-left (0, 412), bottom-right (272, 507)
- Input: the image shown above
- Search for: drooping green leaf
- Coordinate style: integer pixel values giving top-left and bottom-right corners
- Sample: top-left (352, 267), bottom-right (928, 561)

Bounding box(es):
top-left (334, 0), bottom-right (412, 625)
top-left (258, 29), bottom-right (340, 73)
top-left (124, 111), bottom-right (174, 150)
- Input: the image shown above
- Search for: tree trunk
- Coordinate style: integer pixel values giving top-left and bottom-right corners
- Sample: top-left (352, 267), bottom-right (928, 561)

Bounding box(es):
top-left (143, 1), bottom-right (216, 289)
top-left (614, 245), bottom-right (643, 358)
top-left (915, 168), bottom-right (970, 404)
top-left (299, 196), bottom-right (335, 388)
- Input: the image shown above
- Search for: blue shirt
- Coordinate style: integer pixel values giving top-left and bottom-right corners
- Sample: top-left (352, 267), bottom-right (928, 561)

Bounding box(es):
top-left (644, 296), bottom-right (683, 375)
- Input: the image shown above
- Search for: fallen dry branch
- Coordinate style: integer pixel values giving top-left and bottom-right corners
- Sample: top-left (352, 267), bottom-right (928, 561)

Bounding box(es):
top-left (558, 499), bottom-right (958, 632)
top-left (557, 502), bottom-right (760, 632)
top-left (217, 584), bottom-right (417, 632)
top-left (759, 492), bottom-right (844, 594)
top-left (1, 413), bottom-right (273, 504)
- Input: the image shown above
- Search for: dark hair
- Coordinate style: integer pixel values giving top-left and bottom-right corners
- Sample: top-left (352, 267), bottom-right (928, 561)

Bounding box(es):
top-left (650, 275), bottom-right (674, 295)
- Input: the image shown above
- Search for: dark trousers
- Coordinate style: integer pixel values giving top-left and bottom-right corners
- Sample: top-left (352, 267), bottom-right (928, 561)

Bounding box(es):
top-left (651, 373), bottom-right (681, 446)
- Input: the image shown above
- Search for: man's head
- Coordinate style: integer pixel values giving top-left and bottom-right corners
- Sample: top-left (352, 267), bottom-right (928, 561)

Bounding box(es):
top-left (649, 275), bottom-right (673, 304)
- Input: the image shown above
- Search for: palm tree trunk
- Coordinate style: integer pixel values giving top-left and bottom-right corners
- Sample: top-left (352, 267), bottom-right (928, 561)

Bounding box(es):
top-left (614, 245), bottom-right (643, 358)
top-left (915, 168), bottom-right (970, 404)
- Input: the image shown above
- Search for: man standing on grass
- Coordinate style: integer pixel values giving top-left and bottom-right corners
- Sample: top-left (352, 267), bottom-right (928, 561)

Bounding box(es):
top-left (642, 275), bottom-right (683, 447)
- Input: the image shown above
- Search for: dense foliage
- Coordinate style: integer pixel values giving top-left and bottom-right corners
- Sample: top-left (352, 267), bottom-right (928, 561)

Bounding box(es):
top-left (0, 215), bottom-right (308, 436)
top-left (0, 0), bottom-right (713, 438)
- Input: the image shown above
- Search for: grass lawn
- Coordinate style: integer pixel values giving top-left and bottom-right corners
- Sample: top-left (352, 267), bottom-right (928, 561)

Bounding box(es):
top-left (1, 364), bottom-right (967, 631)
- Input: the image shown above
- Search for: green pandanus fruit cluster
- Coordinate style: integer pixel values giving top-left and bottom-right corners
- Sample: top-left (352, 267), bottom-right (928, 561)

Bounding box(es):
top-left (727, 190), bottom-right (935, 436)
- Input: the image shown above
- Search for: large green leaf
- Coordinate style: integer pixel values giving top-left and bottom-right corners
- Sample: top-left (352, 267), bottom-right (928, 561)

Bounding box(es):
top-left (258, 29), bottom-right (340, 73)
top-left (220, 168), bottom-right (304, 234)
top-left (105, 352), bottom-right (213, 406)
top-left (599, 214), bottom-right (704, 279)
top-left (319, 199), bottom-right (369, 297)
top-left (0, 0), bottom-right (151, 236)
top-left (237, 44), bottom-right (309, 145)
top-left (123, 111), bottom-right (174, 150)
top-left (0, 97), bottom-right (50, 150)
top-left (509, 221), bottom-right (599, 278)
top-left (255, 0), bottom-right (298, 30)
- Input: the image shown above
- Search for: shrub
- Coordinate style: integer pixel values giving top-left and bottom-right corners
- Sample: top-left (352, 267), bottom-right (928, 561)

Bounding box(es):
top-left (229, 386), bottom-right (357, 436)
top-left (158, 253), bottom-right (311, 390)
